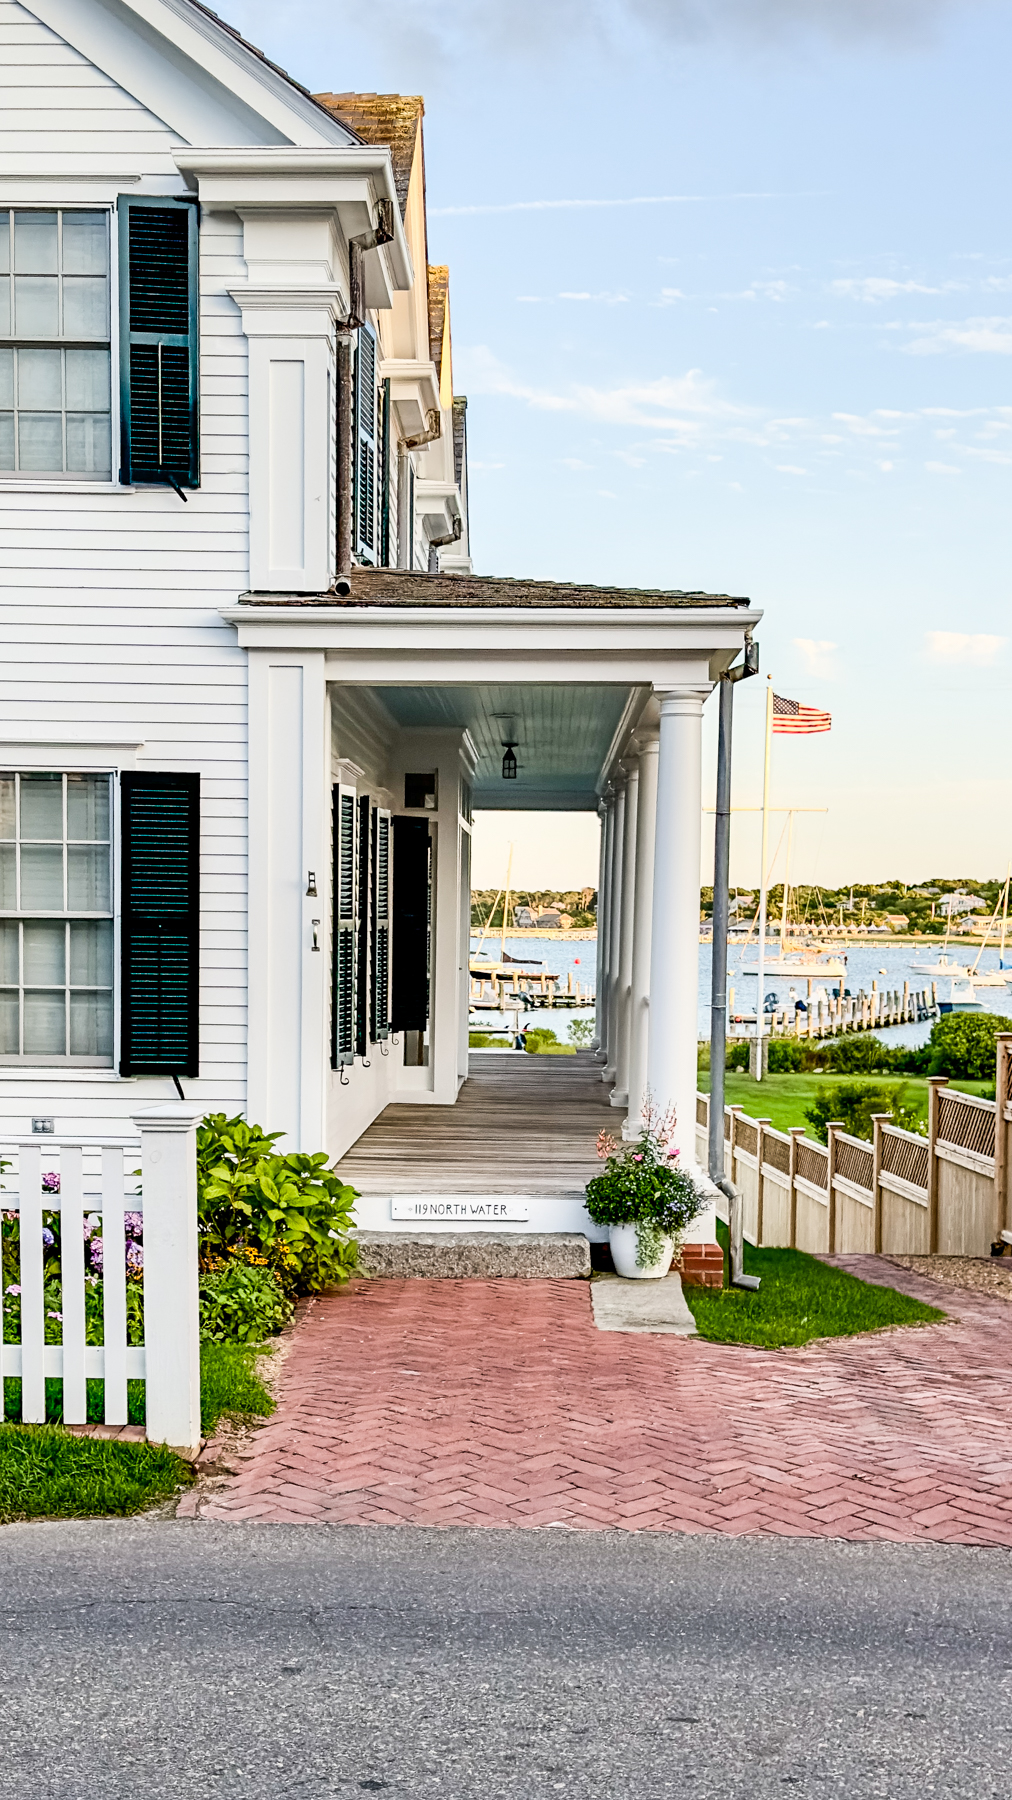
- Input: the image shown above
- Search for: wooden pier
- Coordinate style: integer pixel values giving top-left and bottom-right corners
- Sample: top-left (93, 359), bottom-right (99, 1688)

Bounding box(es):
top-left (469, 967), bottom-right (594, 1012)
top-left (730, 979), bottom-right (937, 1045)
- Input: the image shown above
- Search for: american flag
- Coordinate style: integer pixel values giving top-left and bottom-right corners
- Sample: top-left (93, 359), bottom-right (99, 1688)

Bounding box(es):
top-left (772, 693), bottom-right (832, 735)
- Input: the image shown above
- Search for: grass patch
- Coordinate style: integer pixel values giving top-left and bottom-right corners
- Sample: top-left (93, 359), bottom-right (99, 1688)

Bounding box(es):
top-left (697, 1070), bottom-right (990, 1134)
top-left (1, 1342), bottom-right (275, 1523)
top-left (682, 1221), bottom-right (945, 1349)
top-left (200, 1338), bottom-right (276, 1437)
top-left (0, 1423), bottom-right (193, 1524)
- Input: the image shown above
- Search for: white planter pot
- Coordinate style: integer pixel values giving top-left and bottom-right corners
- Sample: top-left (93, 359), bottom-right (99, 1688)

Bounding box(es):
top-left (608, 1222), bottom-right (675, 1281)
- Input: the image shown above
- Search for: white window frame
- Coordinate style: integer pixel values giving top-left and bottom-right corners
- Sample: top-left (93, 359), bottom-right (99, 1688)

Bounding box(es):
top-left (0, 202), bottom-right (124, 493)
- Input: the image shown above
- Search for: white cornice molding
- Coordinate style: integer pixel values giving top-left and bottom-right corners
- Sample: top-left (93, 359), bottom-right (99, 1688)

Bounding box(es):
top-left (175, 148), bottom-right (412, 289)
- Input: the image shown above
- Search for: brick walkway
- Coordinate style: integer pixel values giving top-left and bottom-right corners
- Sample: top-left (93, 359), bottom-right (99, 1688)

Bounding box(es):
top-left (193, 1260), bottom-right (1012, 1545)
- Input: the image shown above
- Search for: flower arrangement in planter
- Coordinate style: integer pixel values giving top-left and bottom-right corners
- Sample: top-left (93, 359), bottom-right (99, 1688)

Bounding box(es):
top-left (584, 1103), bottom-right (705, 1279)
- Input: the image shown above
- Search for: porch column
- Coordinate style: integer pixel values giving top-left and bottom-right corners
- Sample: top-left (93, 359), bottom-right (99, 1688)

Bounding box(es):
top-left (610, 758), bottom-right (639, 1108)
top-left (602, 775), bottom-right (626, 1083)
top-left (625, 725), bottom-right (659, 1134)
top-left (594, 791), bottom-right (615, 1062)
top-left (646, 685), bottom-right (709, 1157)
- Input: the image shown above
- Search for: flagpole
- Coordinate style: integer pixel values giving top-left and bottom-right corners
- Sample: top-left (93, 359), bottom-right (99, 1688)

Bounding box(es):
top-left (755, 679), bottom-right (773, 1081)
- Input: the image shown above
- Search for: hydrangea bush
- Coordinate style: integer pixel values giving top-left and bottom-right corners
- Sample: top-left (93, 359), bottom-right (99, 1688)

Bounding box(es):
top-left (584, 1102), bottom-right (705, 1269)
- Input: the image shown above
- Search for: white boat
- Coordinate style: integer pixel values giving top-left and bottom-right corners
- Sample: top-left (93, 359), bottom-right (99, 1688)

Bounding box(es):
top-left (741, 950), bottom-right (846, 980)
top-left (937, 978), bottom-right (983, 1015)
top-left (908, 950), bottom-right (973, 977)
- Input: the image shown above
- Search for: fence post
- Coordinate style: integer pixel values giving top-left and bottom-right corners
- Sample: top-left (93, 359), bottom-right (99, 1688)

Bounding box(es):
top-left (728, 1104), bottom-right (743, 1187)
top-left (994, 1035), bottom-right (1012, 1246)
top-left (755, 1116), bottom-right (771, 1245)
top-left (871, 1113), bottom-right (891, 1255)
top-left (926, 1076), bottom-right (948, 1254)
top-left (825, 1120), bottom-right (845, 1254)
top-left (133, 1106), bottom-right (203, 1456)
top-left (788, 1126), bottom-right (805, 1248)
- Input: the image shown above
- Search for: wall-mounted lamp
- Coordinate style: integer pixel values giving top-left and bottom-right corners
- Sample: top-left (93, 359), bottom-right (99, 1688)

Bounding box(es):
top-left (306, 871), bottom-right (318, 897)
top-left (502, 744), bottom-right (517, 780)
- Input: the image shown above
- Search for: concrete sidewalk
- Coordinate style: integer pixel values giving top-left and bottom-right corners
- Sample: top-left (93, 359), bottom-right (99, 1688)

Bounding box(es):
top-left (192, 1260), bottom-right (1012, 1544)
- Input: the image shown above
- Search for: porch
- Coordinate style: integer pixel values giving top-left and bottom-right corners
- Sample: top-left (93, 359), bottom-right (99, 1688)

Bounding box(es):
top-left (335, 1048), bottom-right (619, 1200)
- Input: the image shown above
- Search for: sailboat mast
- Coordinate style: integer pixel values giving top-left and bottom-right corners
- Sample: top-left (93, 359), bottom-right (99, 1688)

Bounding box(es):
top-left (755, 680), bottom-right (774, 1081)
top-left (1002, 864), bottom-right (1010, 968)
top-left (780, 808), bottom-right (795, 945)
top-left (500, 842), bottom-right (514, 965)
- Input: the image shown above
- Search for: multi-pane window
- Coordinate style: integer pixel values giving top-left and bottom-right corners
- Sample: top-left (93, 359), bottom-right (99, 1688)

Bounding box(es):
top-left (0, 773), bottom-right (114, 1063)
top-left (0, 210), bottom-right (111, 478)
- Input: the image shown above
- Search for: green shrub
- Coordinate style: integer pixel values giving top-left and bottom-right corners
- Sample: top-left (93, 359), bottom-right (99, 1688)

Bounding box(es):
top-left (197, 1113), bottom-right (358, 1295)
top-left (727, 1039), bottom-right (751, 1071)
top-left (568, 1019), bottom-right (595, 1047)
top-left (767, 1037), bottom-right (805, 1073)
top-left (925, 1012), bottom-right (1012, 1080)
top-left (199, 1257), bottom-right (294, 1343)
top-left (804, 1081), bottom-right (923, 1145)
top-left (525, 1027), bottom-right (576, 1055)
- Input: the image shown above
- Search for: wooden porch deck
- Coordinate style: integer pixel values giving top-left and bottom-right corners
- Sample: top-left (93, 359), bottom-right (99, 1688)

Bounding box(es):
top-left (334, 1050), bottom-right (623, 1194)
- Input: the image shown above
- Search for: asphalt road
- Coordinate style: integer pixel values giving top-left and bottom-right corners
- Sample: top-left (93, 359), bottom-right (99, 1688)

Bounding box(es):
top-left (2, 1521), bottom-right (1011, 1798)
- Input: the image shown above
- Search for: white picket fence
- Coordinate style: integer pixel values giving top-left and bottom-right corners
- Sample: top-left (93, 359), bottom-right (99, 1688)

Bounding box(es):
top-left (0, 1107), bottom-right (202, 1454)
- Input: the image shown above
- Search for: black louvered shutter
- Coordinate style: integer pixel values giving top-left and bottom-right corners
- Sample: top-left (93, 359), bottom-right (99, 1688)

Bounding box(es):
top-left (355, 795), bottom-right (371, 1059)
top-left (354, 325), bottom-right (377, 562)
top-left (331, 786), bottom-right (356, 1068)
top-left (371, 807), bottom-right (391, 1040)
top-left (120, 772), bottom-right (200, 1077)
top-left (118, 197), bottom-right (199, 489)
top-left (391, 817), bottom-right (430, 1032)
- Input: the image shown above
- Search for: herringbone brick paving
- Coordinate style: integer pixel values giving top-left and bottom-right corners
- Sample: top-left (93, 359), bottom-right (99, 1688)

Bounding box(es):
top-left (194, 1259), bottom-right (1012, 1543)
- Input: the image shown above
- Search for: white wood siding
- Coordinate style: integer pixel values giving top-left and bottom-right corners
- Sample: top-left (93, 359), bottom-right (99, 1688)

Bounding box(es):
top-left (0, 11), bottom-right (251, 1135)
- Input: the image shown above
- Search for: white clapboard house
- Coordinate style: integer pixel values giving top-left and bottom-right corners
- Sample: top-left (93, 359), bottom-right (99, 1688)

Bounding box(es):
top-left (0, 0), bottom-right (759, 1270)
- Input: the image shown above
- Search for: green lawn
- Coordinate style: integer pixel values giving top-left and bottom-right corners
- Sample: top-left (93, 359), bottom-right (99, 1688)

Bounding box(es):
top-left (683, 1222), bottom-right (945, 1349)
top-left (697, 1069), bottom-right (991, 1134)
top-left (0, 1425), bottom-right (194, 1523)
top-left (1, 1340), bottom-right (277, 1524)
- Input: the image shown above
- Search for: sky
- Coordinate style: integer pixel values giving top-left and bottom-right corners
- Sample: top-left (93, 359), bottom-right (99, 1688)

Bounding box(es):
top-left (230, 0), bottom-right (1012, 892)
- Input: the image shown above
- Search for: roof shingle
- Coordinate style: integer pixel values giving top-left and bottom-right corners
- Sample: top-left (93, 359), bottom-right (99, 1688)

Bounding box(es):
top-left (312, 92), bottom-right (423, 218)
top-left (240, 568), bottom-right (751, 610)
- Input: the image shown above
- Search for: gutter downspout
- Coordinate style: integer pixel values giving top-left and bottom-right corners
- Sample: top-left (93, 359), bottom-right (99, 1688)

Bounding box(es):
top-left (336, 198), bottom-right (395, 593)
top-left (426, 511), bottom-right (462, 572)
top-left (709, 631), bottom-right (761, 1290)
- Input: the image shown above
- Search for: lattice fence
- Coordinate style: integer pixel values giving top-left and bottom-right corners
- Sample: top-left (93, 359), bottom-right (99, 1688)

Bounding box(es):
top-left (763, 1130), bottom-right (791, 1176)
top-left (734, 1118), bottom-right (758, 1158)
top-left (937, 1090), bottom-right (996, 1161)
top-left (881, 1126), bottom-right (930, 1191)
top-left (835, 1133), bottom-right (874, 1193)
top-left (696, 1094), bottom-right (708, 1129)
top-left (796, 1138), bottom-right (829, 1190)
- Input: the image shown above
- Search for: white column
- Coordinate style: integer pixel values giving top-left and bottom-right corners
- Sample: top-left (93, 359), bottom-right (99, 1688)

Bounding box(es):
top-left (246, 649), bottom-right (330, 1151)
top-left (646, 686), bottom-right (709, 1160)
top-left (610, 759), bottom-right (639, 1108)
top-left (625, 727), bottom-right (659, 1134)
top-left (602, 777), bottom-right (626, 1083)
top-left (591, 800), bottom-right (607, 1052)
top-left (594, 794), bottom-right (615, 1062)
top-left (134, 1106), bottom-right (202, 1457)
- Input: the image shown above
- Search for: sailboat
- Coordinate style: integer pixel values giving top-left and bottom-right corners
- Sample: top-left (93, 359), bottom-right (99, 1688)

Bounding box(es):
top-left (740, 802), bottom-right (845, 979)
top-left (909, 869), bottom-right (1011, 985)
top-left (469, 847), bottom-right (560, 984)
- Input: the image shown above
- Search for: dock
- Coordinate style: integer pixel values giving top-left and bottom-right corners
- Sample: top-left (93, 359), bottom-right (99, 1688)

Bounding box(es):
top-left (730, 980), bottom-right (937, 1043)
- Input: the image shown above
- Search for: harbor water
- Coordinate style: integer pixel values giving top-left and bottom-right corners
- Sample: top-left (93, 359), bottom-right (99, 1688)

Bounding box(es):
top-left (470, 935), bottom-right (1012, 1047)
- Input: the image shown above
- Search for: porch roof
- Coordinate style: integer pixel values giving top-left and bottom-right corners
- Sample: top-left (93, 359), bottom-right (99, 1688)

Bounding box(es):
top-left (238, 568), bottom-right (751, 610)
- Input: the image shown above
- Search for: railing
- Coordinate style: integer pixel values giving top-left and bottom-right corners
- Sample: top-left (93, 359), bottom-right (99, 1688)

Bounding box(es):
top-left (0, 1108), bottom-right (201, 1454)
top-left (936, 1089), bottom-right (996, 1164)
top-left (699, 1054), bottom-right (1009, 1257)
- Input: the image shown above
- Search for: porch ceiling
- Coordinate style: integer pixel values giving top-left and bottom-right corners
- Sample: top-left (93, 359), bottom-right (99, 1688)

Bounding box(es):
top-left (374, 682), bottom-right (637, 808)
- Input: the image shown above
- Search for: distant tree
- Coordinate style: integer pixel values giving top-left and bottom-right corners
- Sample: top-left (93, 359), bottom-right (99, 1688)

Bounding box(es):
top-left (805, 1082), bottom-right (923, 1144)
top-left (926, 1012), bottom-right (1012, 1080)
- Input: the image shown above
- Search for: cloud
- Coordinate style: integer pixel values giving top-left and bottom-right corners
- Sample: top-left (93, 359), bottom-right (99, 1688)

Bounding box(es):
top-left (831, 276), bottom-right (959, 302)
top-left (455, 346), bottom-right (752, 437)
top-left (925, 631), bottom-right (1006, 666)
top-left (794, 638), bottom-right (838, 678)
top-left (905, 317), bottom-right (1012, 354)
top-left (431, 190), bottom-right (802, 217)
top-left (775, 463), bottom-right (808, 474)
top-left (924, 460), bottom-right (961, 473)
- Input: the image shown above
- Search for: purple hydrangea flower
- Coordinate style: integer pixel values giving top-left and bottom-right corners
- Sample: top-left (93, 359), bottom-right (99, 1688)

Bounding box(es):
top-left (5, 1284), bottom-right (20, 1296)
top-left (124, 1211), bottom-right (143, 1238)
top-left (88, 1237), bottom-right (104, 1274)
top-left (125, 1241), bottom-right (143, 1272)
top-left (42, 1172), bottom-right (60, 1194)
top-left (83, 1214), bottom-right (100, 1239)
top-left (42, 1227), bottom-right (55, 1246)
